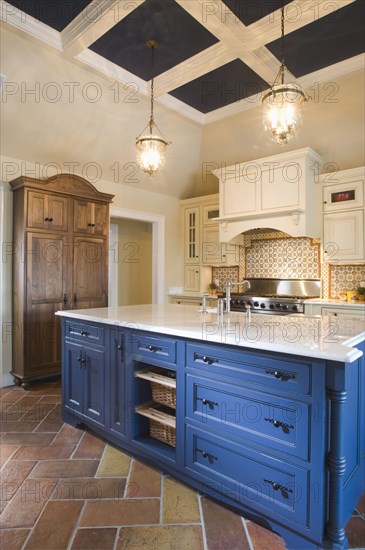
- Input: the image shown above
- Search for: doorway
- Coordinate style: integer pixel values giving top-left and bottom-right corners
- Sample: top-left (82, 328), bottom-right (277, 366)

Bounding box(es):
top-left (109, 206), bottom-right (165, 305)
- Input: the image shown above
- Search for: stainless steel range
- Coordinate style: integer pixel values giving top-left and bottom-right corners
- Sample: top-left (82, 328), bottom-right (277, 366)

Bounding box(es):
top-left (227, 278), bottom-right (321, 315)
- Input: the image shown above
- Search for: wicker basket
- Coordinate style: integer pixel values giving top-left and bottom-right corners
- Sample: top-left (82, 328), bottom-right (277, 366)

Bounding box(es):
top-left (150, 382), bottom-right (176, 408)
top-left (149, 417), bottom-right (176, 447)
top-left (135, 403), bottom-right (176, 448)
top-left (135, 368), bottom-right (176, 409)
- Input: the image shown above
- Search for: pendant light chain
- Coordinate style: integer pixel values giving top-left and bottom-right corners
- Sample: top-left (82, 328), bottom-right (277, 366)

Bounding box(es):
top-left (149, 44), bottom-right (155, 132)
top-left (280, 0), bottom-right (285, 85)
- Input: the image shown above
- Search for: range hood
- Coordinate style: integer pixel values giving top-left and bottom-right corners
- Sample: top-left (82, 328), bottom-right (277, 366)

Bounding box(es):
top-left (213, 148), bottom-right (323, 242)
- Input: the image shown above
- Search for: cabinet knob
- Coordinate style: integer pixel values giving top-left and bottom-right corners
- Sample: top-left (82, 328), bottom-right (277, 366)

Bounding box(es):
top-left (323, 201), bottom-right (327, 204)
top-left (44, 217), bottom-right (49, 222)
top-left (48, 218), bottom-right (53, 222)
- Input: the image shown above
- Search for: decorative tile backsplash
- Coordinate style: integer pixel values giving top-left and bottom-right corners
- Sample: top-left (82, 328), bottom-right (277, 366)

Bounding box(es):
top-left (329, 264), bottom-right (365, 297)
top-left (212, 231), bottom-right (365, 298)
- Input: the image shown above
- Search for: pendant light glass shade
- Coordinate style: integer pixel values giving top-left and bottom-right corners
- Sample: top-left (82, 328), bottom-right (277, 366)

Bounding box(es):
top-left (262, 2), bottom-right (307, 145)
top-left (262, 81), bottom-right (306, 145)
top-left (136, 40), bottom-right (170, 176)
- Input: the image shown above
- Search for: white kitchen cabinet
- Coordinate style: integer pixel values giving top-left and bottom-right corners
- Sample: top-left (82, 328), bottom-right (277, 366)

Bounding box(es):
top-left (201, 226), bottom-right (240, 266)
top-left (183, 266), bottom-right (201, 293)
top-left (183, 206), bottom-right (200, 264)
top-left (323, 210), bottom-right (364, 262)
top-left (320, 167), bottom-right (365, 264)
top-left (321, 306), bottom-right (365, 319)
top-left (181, 194), bottom-right (222, 294)
top-left (304, 303), bottom-right (365, 319)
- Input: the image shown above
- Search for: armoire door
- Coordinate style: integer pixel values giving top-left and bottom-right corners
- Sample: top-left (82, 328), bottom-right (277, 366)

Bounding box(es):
top-left (26, 232), bottom-right (69, 376)
top-left (72, 237), bottom-right (108, 309)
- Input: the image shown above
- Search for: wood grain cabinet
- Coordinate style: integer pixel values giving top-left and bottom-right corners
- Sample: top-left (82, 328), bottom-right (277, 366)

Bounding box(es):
top-left (10, 173), bottom-right (113, 388)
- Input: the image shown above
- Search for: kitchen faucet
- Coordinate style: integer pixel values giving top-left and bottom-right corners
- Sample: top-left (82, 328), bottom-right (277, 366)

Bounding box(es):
top-left (224, 280), bottom-right (251, 314)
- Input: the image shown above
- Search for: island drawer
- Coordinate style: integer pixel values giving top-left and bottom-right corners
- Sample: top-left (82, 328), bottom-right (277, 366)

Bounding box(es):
top-left (186, 375), bottom-right (310, 460)
top-left (186, 343), bottom-right (311, 395)
top-left (185, 425), bottom-right (310, 531)
top-left (65, 321), bottom-right (104, 346)
top-left (132, 333), bottom-right (177, 365)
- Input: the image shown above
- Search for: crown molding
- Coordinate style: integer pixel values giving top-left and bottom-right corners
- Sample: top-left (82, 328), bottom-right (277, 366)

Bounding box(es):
top-left (0, 0), bottom-right (62, 50)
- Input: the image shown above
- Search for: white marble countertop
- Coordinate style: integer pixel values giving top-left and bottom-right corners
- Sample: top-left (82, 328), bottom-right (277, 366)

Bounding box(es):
top-left (305, 298), bottom-right (365, 308)
top-left (56, 304), bottom-right (365, 363)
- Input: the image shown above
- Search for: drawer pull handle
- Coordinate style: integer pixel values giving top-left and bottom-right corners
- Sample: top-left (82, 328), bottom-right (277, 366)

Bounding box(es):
top-left (264, 418), bottom-right (294, 433)
top-left (196, 448), bottom-right (217, 464)
top-left (195, 354), bottom-right (217, 365)
top-left (80, 330), bottom-right (88, 337)
top-left (77, 355), bottom-right (81, 362)
top-left (198, 397), bottom-right (218, 410)
top-left (63, 293), bottom-right (67, 306)
top-left (147, 345), bottom-right (161, 352)
top-left (265, 369), bottom-right (296, 382)
top-left (264, 479), bottom-right (293, 498)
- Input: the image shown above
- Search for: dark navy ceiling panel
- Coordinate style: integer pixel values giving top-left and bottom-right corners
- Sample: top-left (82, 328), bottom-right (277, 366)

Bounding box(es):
top-left (170, 59), bottom-right (269, 114)
top-left (89, 0), bottom-right (219, 80)
top-left (266, 0), bottom-right (365, 77)
top-left (7, 0), bottom-right (93, 31)
top-left (221, 0), bottom-right (292, 26)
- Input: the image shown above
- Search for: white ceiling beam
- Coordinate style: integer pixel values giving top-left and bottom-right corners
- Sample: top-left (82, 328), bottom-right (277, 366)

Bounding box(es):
top-left (61, 0), bottom-right (145, 57)
top-left (154, 43), bottom-right (235, 96)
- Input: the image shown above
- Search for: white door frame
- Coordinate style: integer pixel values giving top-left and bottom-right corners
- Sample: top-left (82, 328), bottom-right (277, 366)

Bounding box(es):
top-left (110, 206), bottom-right (165, 304)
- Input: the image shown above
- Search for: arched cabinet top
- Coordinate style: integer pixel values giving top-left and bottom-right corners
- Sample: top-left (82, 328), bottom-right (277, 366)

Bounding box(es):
top-left (9, 173), bottom-right (114, 203)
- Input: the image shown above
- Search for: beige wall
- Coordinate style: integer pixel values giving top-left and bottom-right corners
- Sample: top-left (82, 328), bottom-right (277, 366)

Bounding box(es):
top-left (111, 218), bottom-right (153, 306)
top-left (196, 70), bottom-right (365, 196)
top-left (0, 25), bottom-right (203, 200)
top-left (0, 182), bottom-right (13, 386)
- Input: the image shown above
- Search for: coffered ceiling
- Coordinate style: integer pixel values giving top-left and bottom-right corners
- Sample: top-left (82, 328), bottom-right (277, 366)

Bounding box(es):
top-left (1, 0), bottom-right (364, 124)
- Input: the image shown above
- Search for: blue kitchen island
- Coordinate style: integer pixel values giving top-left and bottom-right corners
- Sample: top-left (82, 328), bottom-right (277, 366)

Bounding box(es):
top-left (56, 305), bottom-right (365, 550)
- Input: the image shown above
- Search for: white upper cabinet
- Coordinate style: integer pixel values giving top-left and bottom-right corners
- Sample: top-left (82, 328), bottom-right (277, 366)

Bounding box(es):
top-left (320, 167), bottom-right (365, 264)
top-left (213, 148), bottom-right (323, 241)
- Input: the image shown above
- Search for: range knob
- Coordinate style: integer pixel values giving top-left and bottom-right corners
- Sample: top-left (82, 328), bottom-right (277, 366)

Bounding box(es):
top-left (239, 300), bottom-right (245, 306)
top-left (292, 305), bottom-right (299, 312)
top-left (269, 304), bottom-right (275, 310)
top-left (275, 303), bottom-right (281, 309)
top-left (281, 304), bottom-right (288, 311)
top-left (233, 300), bottom-right (240, 305)
top-left (253, 301), bottom-right (259, 307)
top-left (246, 301), bottom-right (252, 306)
top-left (260, 303), bottom-right (266, 309)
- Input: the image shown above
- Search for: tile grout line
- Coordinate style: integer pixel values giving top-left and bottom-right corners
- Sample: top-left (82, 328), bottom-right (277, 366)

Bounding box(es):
top-left (197, 494), bottom-right (208, 550)
top-left (70, 429), bottom-right (86, 459)
top-left (94, 440), bottom-right (110, 477)
top-left (242, 518), bottom-right (255, 550)
top-left (160, 473), bottom-right (164, 524)
top-left (66, 498), bottom-right (88, 550)
top-left (123, 456), bottom-right (134, 498)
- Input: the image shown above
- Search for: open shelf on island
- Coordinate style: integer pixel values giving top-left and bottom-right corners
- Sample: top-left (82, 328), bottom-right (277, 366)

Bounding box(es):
top-left (135, 367), bottom-right (176, 409)
top-left (135, 401), bottom-right (176, 448)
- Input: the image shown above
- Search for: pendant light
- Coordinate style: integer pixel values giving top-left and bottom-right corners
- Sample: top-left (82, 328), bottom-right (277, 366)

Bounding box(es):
top-left (262, 0), bottom-right (308, 145)
top-left (136, 40), bottom-right (170, 176)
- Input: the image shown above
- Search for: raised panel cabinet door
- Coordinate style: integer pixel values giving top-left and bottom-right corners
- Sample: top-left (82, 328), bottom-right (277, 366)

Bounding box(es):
top-left (222, 175), bottom-right (256, 217)
top-left (323, 210), bottom-right (364, 262)
top-left (27, 191), bottom-right (68, 231)
top-left (202, 227), bottom-right (223, 265)
top-left (63, 341), bottom-right (84, 415)
top-left (72, 237), bottom-right (108, 309)
top-left (47, 195), bottom-right (68, 231)
top-left (73, 199), bottom-right (92, 233)
top-left (93, 203), bottom-right (108, 236)
top-left (25, 233), bottom-right (68, 376)
top-left (184, 265), bottom-right (200, 293)
top-left (83, 346), bottom-right (105, 426)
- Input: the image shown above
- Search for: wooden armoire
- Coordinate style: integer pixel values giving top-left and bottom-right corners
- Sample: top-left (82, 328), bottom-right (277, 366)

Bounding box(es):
top-left (10, 173), bottom-right (114, 388)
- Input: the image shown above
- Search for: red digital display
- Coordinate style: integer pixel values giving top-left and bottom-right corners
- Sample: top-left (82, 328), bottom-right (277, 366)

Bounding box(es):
top-left (331, 190), bottom-right (355, 203)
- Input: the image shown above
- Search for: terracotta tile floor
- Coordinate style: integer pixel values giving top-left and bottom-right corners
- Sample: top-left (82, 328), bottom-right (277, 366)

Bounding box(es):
top-left (0, 379), bottom-right (364, 550)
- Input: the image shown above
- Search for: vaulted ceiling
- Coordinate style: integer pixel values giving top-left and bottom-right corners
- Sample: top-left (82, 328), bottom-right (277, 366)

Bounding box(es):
top-left (2, 0), bottom-right (364, 124)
